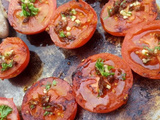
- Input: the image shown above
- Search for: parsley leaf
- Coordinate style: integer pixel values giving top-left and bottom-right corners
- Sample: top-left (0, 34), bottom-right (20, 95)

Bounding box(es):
top-left (21, 1), bottom-right (39, 17)
top-left (1, 61), bottom-right (13, 72)
top-left (95, 58), bottom-right (115, 77)
top-left (0, 105), bottom-right (13, 120)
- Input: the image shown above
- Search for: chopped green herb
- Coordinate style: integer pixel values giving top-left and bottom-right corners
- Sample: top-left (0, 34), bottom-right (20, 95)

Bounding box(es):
top-left (1, 61), bottom-right (13, 72)
top-left (61, 14), bottom-right (65, 17)
top-left (45, 84), bottom-right (51, 91)
top-left (103, 8), bottom-right (110, 20)
top-left (143, 46), bottom-right (153, 52)
top-left (158, 42), bottom-right (160, 45)
top-left (108, 65), bottom-right (114, 70)
top-left (154, 46), bottom-right (160, 50)
top-left (115, 1), bottom-right (119, 6)
top-left (44, 111), bottom-right (52, 116)
top-left (70, 9), bottom-right (77, 15)
top-left (97, 89), bottom-right (100, 97)
top-left (0, 105), bottom-right (13, 120)
top-left (46, 106), bottom-right (51, 108)
top-left (44, 111), bottom-right (50, 116)
top-left (122, 73), bottom-right (126, 80)
top-left (120, 0), bottom-right (126, 6)
top-left (43, 106), bottom-right (51, 110)
top-left (59, 31), bottom-right (66, 38)
top-left (95, 58), bottom-right (115, 77)
top-left (52, 80), bottom-right (57, 86)
top-left (30, 104), bottom-right (35, 110)
top-left (29, 0), bottom-right (36, 2)
top-left (20, 0), bottom-right (39, 17)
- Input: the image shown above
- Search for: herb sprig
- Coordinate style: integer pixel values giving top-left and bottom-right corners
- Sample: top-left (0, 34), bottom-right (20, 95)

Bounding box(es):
top-left (95, 58), bottom-right (115, 77)
top-left (0, 105), bottom-right (13, 120)
top-left (20, 0), bottom-right (39, 17)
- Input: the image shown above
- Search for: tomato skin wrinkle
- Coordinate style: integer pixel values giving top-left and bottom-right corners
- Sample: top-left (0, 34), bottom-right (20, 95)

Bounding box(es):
top-left (72, 53), bottom-right (133, 113)
top-left (8, 0), bottom-right (56, 34)
top-left (21, 77), bottom-right (77, 120)
top-left (100, 0), bottom-right (157, 36)
top-left (0, 37), bottom-right (30, 79)
top-left (48, 0), bottom-right (97, 49)
top-left (122, 20), bottom-right (160, 79)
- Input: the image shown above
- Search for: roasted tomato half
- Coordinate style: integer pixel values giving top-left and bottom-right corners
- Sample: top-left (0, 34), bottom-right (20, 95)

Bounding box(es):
top-left (72, 53), bottom-right (133, 113)
top-left (8, 0), bottom-right (56, 34)
top-left (100, 0), bottom-right (157, 36)
top-left (0, 97), bottom-right (20, 120)
top-left (0, 37), bottom-right (30, 79)
top-left (21, 77), bottom-right (77, 120)
top-left (122, 20), bottom-right (160, 79)
top-left (47, 0), bottom-right (97, 49)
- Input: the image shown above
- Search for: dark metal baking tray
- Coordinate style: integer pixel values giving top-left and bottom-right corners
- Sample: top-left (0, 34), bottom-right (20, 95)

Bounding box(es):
top-left (0, 0), bottom-right (160, 119)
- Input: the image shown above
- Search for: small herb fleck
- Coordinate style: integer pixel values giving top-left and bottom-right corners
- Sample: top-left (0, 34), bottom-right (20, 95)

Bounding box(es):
top-left (70, 9), bottom-right (77, 15)
top-left (103, 8), bottom-right (110, 20)
top-left (52, 80), bottom-right (57, 86)
top-left (122, 73), bottom-right (126, 80)
top-left (44, 111), bottom-right (50, 116)
top-left (45, 84), bottom-right (51, 91)
top-left (44, 111), bottom-right (52, 116)
top-left (59, 31), bottom-right (66, 38)
top-left (30, 105), bottom-right (35, 110)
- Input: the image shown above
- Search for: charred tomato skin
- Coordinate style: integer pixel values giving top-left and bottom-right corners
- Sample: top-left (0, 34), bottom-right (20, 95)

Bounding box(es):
top-left (21, 77), bottom-right (77, 120)
top-left (8, 0), bottom-right (56, 34)
top-left (48, 0), bottom-right (97, 49)
top-left (0, 37), bottom-right (30, 79)
top-left (100, 0), bottom-right (157, 36)
top-left (0, 97), bottom-right (20, 120)
top-left (72, 53), bottom-right (133, 113)
top-left (122, 20), bottom-right (160, 79)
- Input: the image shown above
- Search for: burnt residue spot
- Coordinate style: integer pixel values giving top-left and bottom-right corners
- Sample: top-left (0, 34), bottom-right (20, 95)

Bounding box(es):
top-left (9, 51), bottom-right (43, 86)
top-left (52, 59), bottom-right (73, 79)
top-left (23, 17), bottom-right (30, 23)
top-left (105, 32), bottom-right (124, 45)
top-left (27, 32), bottom-right (53, 47)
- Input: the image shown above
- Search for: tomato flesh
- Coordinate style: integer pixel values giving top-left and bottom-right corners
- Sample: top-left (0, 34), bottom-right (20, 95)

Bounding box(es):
top-left (100, 0), bottom-right (157, 36)
top-left (8, 0), bottom-right (56, 34)
top-left (72, 53), bottom-right (133, 113)
top-left (0, 97), bottom-right (20, 120)
top-left (0, 37), bottom-right (30, 79)
top-left (21, 77), bottom-right (77, 120)
top-left (122, 21), bottom-right (160, 79)
top-left (48, 0), bottom-right (97, 49)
